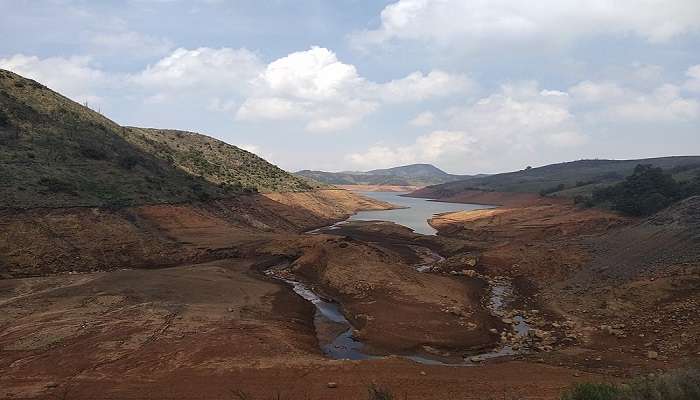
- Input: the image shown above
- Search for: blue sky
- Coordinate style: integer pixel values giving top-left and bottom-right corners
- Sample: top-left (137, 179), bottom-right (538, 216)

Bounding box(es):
top-left (2, 0), bottom-right (699, 174)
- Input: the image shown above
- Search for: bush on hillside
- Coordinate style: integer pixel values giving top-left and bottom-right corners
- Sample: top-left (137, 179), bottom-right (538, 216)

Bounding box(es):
top-left (540, 183), bottom-right (566, 196)
top-left (560, 365), bottom-right (700, 400)
top-left (0, 109), bottom-right (9, 127)
top-left (38, 177), bottom-right (76, 194)
top-left (591, 164), bottom-right (684, 216)
top-left (561, 383), bottom-right (620, 400)
top-left (79, 143), bottom-right (110, 160)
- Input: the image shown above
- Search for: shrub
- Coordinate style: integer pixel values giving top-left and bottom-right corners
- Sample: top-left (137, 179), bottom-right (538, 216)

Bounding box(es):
top-left (38, 177), bottom-right (76, 194)
top-left (79, 143), bottom-right (109, 160)
top-left (561, 383), bottom-right (619, 400)
top-left (561, 366), bottom-right (700, 400)
top-left (592, 164), bottom-right (682, 216)
top-left (621, 366), bottom-right (700, 400)
top-left (540, 183), bottom-right (566, 196)
top-left (0, 109), bottom-right (9, 127)
top-left (118, 155), bottom-right (140, 170)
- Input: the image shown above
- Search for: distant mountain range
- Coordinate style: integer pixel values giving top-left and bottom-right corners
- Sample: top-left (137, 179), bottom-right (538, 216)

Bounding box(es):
top-left (295, 163), bottom-right (485, 187)
top-left (409, 157), bottom-right (700, 199)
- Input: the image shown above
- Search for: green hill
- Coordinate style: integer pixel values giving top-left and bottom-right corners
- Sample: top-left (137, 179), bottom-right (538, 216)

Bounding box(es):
top-left (0, 69), bottom-right (313, 209)
top-left (412, 157), bottom-right (700, 199)
top-left (295, 163), bottom-right (479, 186)
top-left (122, 127), bottom-right (316, 193)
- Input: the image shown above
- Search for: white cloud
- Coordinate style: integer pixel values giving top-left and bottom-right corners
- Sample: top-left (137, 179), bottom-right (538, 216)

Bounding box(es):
top-left (347, 130), bottom-right (468, 168)
top-left (685, 65), bottom-right (700, 92)
top-left (258, 46), bottom-right (364, 101)
top-left (236, 97), bottom-right (309, 121)
top-left (570, 80), bottom-right (700, 122)
top-left (409, 111), bottom-right (435, 126)
top-left (373, 70), bottom-right (473, 103)
top-left (447, 82), bottom-right (585, 150)
top-left (349, 82), bottom-right (587, 170)
top-left (129, 46), bottom-right (470, 132)
top-left (611, 84), bottom-right (700, 122)
top-left (569, 81), bottom-right (626, 103)
top-left (233, 46), bottom-right (469, 132)
top-left (354, 0), bottom-right (700, 48)
top-left (0, 54), bottom-right (107, 103)
top-left (131, 47), bottom-right (262, 91)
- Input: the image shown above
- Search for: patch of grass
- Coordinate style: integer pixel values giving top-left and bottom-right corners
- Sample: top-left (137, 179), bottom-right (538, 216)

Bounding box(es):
top-left (561, 366), bottom-right (700, 400)
top-left (561, 383), bottom-right (620, 400)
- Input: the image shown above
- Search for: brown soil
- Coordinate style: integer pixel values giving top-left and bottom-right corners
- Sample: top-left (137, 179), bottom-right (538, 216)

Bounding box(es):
top-left (0, 259), bottom-right (601, 400)
top-left (425, 193), bottom-right (700, 376)
top-left (3, 189), bottom-right (698, 399)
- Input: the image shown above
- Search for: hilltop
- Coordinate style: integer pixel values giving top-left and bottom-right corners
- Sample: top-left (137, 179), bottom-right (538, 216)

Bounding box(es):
top-left (0, 69), bottom-right (314, 208)
top-left (295, 163), bottom-right (478, 187)
top-left (410, 157), bottom-right (700, 200)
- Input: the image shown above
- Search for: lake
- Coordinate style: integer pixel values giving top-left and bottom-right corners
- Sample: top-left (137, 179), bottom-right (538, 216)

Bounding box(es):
top-left (348, 191), bottom-right (492, 235)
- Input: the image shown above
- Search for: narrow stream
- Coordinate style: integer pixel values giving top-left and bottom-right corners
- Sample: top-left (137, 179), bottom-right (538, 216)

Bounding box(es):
top-left (269, 192), bottom-right (532, 365)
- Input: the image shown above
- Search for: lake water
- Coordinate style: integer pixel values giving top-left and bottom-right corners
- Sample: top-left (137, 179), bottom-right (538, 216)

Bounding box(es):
top-left (348, 191), bottom-right (491, 235)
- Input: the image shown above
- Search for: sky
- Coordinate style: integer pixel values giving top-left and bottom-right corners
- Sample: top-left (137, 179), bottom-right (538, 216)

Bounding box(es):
top-left (1, 0), bottom-right (699, 174)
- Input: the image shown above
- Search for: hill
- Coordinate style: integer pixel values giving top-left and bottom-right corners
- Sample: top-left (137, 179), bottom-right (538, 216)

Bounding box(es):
top-left (122, 127), bottom-right (317, 193)
top-left (0, 69), bottom-right (314, 208)
top-left (295, 163), bottom-right (477, 187)
top-left (410, 157), bottom-right (700, 200)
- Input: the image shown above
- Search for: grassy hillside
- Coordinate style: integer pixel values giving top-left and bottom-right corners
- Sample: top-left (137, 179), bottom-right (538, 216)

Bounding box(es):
top-left (295, 163), bottom-right (477, 186)
top-left (413, 158), bottom-right (700, 199)
top-left (122, 127), bottom-right (316, 193)
top-left (0, 69), bottom-right (313, 209)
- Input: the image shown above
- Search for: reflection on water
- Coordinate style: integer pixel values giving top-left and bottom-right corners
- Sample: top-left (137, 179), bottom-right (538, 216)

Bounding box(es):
top-left (349, 192), bottom-right (492, 235)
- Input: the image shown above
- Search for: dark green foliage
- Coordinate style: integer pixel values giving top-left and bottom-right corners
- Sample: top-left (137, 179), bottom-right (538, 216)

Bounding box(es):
top-left (540, 183), bottom-right (566, 196)
top-left (561, 383), bottom-right (620, 400)
top-left (117, 154), bottom-right (140, 170)
top-left (0, 108), bottom-right (9, 127)
top-left (38, 177), bottom-right (76, 194)
top-left (560, 366), bottom-right (700, 400)
top-left (418, 157), bottom-right (700, 199)
top-left (621, 366), bottom-right (700, 400)
top-left (591, 164), bottom-right (688, 216)
top-left (79, 143), bottom-right (110, 160)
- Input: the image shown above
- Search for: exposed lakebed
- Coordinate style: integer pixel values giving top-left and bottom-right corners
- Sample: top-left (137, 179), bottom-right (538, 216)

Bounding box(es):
top-left (268, 192), bottom-right (532, 365)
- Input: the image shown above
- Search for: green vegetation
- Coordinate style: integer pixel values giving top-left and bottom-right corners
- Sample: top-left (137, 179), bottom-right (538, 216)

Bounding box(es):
top-left (122, 127), bottom-right (317, 193)
top-left (586, 164), bottom-right (700, 216)
top-left (561, 383), bottom-right (620, 400)
top-left (0, 68), bottom-right (315, 209)
top-left (561, 366), bottom-right (700, 400)
top-left (422, 157), bottom-right (700, 200)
